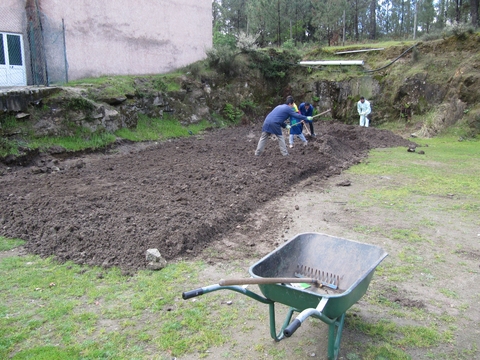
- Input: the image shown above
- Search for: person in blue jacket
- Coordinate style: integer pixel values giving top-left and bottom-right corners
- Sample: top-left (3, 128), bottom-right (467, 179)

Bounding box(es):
top-left (298, 102), bottom-right (315, 136)
top-left (288, 117), bottom-right (308, 148)
top-left (255, 96), bottom-right (312, 156)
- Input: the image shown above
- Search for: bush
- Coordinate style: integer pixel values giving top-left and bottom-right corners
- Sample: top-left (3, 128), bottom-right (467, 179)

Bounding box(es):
top-left (282, 39), bottom-right (295, 50)
top-left (446, 21), bottom-right (475, 40)
top-left (185, 62), bottom-right (203, 79)
top-left (213, 23), bottom-right (237, 50)
top-left (237, 32), bottom-right (259, 53)
top-left (206, 45), bottom-right (239, 77)
top-left (223, 103), bottom-right (243, 124)
top-left (247, 48), bottom-right (301, 80)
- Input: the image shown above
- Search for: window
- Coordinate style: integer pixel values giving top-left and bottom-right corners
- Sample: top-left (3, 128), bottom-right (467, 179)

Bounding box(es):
top-left (0, 35), bottom-right (5, 65)
top-left (7, 34), bottom-right (22, 66)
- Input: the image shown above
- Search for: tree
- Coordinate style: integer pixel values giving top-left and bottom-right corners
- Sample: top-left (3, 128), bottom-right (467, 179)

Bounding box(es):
top-left (470, 0), bottom-right (479, 27)
top-left (369, 0), bottom-right (377, 39)
top-left (312, 0), bottom-right (347, 45)
top-left (418, 0), bottom-right (436, 33)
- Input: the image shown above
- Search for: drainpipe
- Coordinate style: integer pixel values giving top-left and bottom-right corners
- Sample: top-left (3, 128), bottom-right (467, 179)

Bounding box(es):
top-left (299, 60), bottom-right (365, 66)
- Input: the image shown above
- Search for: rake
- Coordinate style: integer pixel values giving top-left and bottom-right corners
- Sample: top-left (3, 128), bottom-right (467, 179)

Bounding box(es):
top-left (295, 264), bottom-right (340, 290)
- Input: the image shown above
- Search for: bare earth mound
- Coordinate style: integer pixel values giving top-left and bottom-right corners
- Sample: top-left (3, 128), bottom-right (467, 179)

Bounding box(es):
top-left (0, 123), bottom-right (413, 269)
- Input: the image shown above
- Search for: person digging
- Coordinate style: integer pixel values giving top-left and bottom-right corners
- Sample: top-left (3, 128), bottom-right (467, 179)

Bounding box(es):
top-left (255, 96), bottom-right (313, 156)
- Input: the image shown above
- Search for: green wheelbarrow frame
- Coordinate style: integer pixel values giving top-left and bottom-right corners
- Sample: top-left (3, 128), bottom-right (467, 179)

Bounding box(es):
top-left (183, 233), bottom-right (388, 360)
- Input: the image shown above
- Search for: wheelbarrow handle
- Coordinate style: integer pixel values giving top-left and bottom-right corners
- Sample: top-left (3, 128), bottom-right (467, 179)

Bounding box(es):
top-left (284, 319), bottom-right (302, 337)
top-left (182, 284), bottom-right (273, 305)
top-left (284, 297), bottom-right (331, 338)
top-left (182, 288), bottom-right (204, 299)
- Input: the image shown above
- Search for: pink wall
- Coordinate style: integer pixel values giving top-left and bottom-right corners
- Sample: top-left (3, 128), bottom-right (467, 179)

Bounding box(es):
top-left (39, 0), bottom-right (212, 80)
top-left (1, 0), bottom-right (25, 32)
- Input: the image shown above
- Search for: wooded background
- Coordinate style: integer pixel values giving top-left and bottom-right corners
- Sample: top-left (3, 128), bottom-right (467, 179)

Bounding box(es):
top-left (212, 0), bottom-right (479, 47)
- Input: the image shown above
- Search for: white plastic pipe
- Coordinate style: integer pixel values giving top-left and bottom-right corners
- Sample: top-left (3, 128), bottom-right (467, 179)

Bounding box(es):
top-left (299, 60), bottom-right (364, 66)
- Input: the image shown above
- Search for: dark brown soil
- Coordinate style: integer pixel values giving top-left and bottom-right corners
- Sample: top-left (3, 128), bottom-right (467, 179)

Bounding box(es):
top-left (0, 122), bottom-right (413, 270)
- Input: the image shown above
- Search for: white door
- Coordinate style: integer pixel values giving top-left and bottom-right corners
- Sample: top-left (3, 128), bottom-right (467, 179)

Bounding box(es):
top-left (0, 33), bottom-right (27, 87)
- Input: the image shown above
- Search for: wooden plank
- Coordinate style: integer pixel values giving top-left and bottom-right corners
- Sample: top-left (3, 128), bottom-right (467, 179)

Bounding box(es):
top-left (335, 48), bottom-right (385, 55)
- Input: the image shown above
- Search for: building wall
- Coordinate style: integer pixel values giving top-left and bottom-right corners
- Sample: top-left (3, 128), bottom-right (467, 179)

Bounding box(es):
top-left (38, 0), bottom-right (212, 80)
top-left (0, 0), bottom-right (25, 33)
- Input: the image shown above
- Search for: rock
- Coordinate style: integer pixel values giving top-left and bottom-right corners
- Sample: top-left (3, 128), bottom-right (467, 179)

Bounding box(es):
top-left (336, 180), bottom-right (351, 186)
top-left (295, 205), bottom-right (300, 210)
top-left (417, 150), bottom-right (425, 154)
top-left (145, 248), bottom-right (167, 270)
top-left (47, 146), bottom-right (66, 154)
top-left (15, 112), bottom-right (30, 119)
top-left (31, 166), bottom-right (44, 174)
top-left (146, 261), bottom-right (166, 270)
top-left (146, 248), bottom-right (161, 261)
top-left (100, 96), bottom-right (127, 105)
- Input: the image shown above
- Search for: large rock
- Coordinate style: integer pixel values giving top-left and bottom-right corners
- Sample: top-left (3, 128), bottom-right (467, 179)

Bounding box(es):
top-left (145, 248), bottom-right (167, 270)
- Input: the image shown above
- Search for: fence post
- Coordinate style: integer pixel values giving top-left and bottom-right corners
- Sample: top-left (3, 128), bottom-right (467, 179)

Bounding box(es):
top-left (62, 18), bottom-right (68, 84)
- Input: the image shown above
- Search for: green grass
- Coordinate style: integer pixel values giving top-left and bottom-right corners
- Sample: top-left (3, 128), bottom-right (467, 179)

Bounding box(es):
top-left (68, 72), bottom-right (183, 98)
top-left (1, 113), bottom-right (212, 156)
top-left (29, 131), bottom-right (117, 152)
top-left (347, 315), bottom-right (443, 352)
top-left (115, 114), bottom-right (212, 141)
top-left (0, 237), bottom-right (26, 251)
top-left (348, 137), bottom-right (480, 206)
top-left (0, 252), bottom-right (235, 359)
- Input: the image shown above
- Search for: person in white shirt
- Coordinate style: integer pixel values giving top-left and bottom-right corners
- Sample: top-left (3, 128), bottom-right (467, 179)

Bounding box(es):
top-left (357, 96), bottom-right (371, 127)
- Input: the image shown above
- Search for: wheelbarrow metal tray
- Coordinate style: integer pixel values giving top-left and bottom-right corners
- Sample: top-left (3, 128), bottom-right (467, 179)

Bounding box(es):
top-left (249, 232), bottom-right (388, 319)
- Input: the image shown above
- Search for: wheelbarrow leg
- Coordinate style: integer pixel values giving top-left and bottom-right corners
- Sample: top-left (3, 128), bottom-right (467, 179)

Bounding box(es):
top-left (268, 303), bottom-right (295, 341)
top-left (327, 313), bottom-right (345, 360)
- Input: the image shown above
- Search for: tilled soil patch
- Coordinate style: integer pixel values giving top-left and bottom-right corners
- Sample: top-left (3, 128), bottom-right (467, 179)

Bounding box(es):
top-left (0, 123), bottom-right (413, 269)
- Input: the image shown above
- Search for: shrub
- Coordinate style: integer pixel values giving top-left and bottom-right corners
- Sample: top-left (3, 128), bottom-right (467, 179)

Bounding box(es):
top-left (223, 103), bottom-right (243, 124)
top-left (247, 48), bottom-right (300, 80)
top-left (213, 23), bottom-right (237, 49)
top-left (237, 32), bottom-right (259, 53)
top-left (446, 21), bottom-right (475, 40)
top-left (206, 45), bottom-right (239, 77)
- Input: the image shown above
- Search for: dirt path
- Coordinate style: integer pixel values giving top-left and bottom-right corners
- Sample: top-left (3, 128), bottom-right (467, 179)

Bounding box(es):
top-left (0, 123), bottom-right (412, 270)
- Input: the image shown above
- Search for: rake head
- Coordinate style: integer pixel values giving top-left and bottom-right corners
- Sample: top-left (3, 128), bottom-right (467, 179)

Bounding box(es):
top-left (295, 264), bottom-right (340, 290)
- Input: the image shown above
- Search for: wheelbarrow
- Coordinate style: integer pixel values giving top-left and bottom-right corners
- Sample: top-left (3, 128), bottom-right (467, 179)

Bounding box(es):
top-left (182, 232), bottom-right (388, 360)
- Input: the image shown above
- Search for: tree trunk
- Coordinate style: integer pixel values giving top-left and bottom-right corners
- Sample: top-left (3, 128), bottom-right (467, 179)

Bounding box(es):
top-left (370, 0), bottom-right (376, 39)
top-left (456, 0), bottom-right (460, 23)
top-left (277, 0), bottom-right (281, 46)
top-left (471, 0), bottom-right (479, 28)
top-left (354, 0), bottom-right (359, 41)
top-left (413, 0), bottom-right (417, 40)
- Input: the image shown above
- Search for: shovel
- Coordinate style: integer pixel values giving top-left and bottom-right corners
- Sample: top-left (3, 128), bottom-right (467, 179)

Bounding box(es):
top-left (290, 120), bottom-right (311, 136)
top-left (311, 108), bottom-right (332, 119)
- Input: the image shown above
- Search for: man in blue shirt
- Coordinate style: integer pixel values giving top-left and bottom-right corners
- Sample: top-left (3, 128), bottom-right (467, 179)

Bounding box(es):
top-left (255, 96), bottom-right (313, 156)
top-left (299, 102), bottom-right (315, 136)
